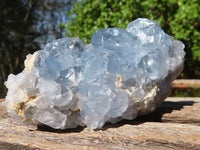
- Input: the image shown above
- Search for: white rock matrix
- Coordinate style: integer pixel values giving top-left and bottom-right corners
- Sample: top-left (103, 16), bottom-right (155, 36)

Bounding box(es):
top-left (5, 18), bottom-right (185, 129)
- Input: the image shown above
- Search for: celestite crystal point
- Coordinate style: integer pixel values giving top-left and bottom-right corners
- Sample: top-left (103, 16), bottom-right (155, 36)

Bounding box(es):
top-left (5, 18), bottom-right (185, 129)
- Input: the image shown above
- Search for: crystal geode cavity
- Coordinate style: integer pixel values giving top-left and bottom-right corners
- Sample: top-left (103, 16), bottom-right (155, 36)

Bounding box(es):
top-left (5, 18), bottom-right (185, 129)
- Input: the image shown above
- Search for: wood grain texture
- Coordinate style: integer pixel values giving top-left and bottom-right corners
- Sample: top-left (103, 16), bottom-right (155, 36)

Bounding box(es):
top-left (0, 97), bottom-right (200, 150)
top-left (172, 79), bottom-right (200, 88)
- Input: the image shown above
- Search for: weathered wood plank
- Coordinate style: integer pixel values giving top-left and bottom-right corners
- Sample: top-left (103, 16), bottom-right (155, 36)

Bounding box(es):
top-left (137, 97), bottom-right (200, 125)
top-left (172, 79), bottom-right (200, 88)
top-left (0, 97), bottom-right (200, 150)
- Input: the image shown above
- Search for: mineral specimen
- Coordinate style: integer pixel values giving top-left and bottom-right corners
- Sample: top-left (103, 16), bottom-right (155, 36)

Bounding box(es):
top-left (5, 18), bottom-right (185, 129)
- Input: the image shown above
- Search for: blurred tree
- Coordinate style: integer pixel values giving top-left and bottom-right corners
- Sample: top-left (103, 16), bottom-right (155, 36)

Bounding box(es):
top-left (65, 0), bottom-right (200, 79)
top-left (0, 0), bottom-right (41, 98)
top-left (0, 0), bottom-right (76, 98)
top-left (32, 0), bottom-right (76, 48)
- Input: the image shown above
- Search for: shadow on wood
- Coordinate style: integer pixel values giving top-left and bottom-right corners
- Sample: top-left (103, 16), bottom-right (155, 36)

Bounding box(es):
top-left (136, 100), bottom-right (195, 122)
top-left (36, 99), bottom-right (195, 133)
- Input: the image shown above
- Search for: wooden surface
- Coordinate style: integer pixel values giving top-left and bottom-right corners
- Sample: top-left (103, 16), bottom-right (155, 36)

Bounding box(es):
top-left (172, 79), bottom-right (200, 88)
top-left (0, 97), bottom-right (200, 150)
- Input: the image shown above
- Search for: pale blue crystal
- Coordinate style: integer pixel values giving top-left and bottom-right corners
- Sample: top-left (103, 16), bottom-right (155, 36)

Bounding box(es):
top-left (5, 18), bottom-right (185, 129)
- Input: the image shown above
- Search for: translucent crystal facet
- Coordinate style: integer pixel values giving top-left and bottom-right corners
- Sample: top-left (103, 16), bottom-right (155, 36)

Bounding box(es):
top-left (5, 18), bottom-right (185, 129)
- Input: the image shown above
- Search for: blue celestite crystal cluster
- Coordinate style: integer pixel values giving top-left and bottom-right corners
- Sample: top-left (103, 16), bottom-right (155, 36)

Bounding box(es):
top-left (5, 18), bottom-right (185, 129)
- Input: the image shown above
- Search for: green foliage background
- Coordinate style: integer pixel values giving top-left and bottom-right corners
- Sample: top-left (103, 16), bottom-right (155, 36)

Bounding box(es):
top-left (65, 0), bottom-right (200, 79)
